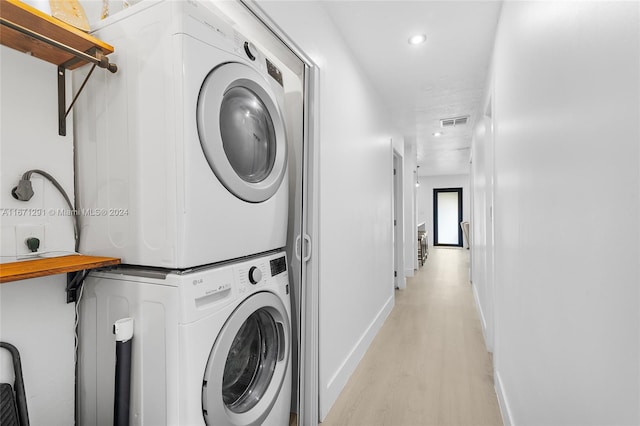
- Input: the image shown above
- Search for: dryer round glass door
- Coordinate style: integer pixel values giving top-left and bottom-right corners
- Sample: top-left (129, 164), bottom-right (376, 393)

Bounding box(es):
top-left (219, 86), bottom-right (276, 184)
top-left (202, 291), bottom-right (290, 426)
top-left (198, 62), bottom-right (288, 203)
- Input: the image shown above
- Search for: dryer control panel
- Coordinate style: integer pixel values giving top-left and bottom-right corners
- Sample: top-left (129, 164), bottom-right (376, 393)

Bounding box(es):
top-left (265, 58), bottom-right (284, 87)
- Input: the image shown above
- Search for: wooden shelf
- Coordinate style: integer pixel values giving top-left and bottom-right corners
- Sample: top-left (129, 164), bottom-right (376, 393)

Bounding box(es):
top-left (0, 0), bottom-right (114, 69)
top-left (0, 255), bottom-right (120, 283)
top-left (0, 0), bottom-right (117, 135)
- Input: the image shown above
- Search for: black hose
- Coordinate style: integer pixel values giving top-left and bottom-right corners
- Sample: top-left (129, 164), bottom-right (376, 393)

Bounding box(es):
top-left (113, 335), bottom-right (132, 426)
top-left (113, 339), bottom-right (132, 426)
top-left (22, 169), bottom-right (79, 252)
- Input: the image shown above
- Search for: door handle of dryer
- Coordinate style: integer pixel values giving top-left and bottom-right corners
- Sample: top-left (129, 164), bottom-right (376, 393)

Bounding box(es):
top-left (303, 234), bottom-right (312, 262)
top-left (295, 235), bottom-right (302, 261)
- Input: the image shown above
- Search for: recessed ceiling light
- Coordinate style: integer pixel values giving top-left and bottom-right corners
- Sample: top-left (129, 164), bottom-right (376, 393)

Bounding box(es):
top-left (433, 131), bottom-right (444, 137)
top-left (408, 34), bottom-right (427, 45)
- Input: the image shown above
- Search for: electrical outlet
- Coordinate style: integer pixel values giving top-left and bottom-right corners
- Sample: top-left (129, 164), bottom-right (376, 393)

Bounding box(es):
top-left (15, 224), bottom-right (45, 259)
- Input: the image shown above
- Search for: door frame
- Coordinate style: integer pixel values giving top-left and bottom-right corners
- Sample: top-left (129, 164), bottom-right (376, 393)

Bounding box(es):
top-left (237, 2), bottom-right (321, 425)
top-left (485, 96), bottom-right (496, 353)
top-left (392, 148), bottom-right (406, 290)
top-left (433, 187), bottom-right (463, 247)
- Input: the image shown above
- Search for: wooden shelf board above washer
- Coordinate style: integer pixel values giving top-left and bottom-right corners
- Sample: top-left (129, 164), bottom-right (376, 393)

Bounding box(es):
top-left (0, 0), bottom-right (114, 69)
top-left (0, 255), bottom-right (121, 283)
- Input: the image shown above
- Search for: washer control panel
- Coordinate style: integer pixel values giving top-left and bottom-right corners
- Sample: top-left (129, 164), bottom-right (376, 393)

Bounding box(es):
top-left (231, 252), bottom-right (289, 301)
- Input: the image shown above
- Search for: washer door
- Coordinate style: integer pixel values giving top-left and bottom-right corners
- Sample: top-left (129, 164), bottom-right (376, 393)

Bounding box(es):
top-left (202, 291), bottom-right (290, 426)
top-left (197, 62), bottom-right (287, 203)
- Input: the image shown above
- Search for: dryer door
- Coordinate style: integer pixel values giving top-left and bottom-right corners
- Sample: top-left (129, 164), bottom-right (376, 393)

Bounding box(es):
top-left (197, 62), bottom-right (287, 203)
top-left (202, 291), bottom-right (290, 426)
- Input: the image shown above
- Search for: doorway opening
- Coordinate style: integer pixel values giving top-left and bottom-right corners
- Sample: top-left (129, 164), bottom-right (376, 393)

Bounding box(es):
top-left (392, 149), bottom-right (405, 290)
top-left (433, 188), bottom-right (463, 247)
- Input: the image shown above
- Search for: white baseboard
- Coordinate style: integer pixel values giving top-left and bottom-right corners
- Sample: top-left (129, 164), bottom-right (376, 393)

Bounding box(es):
top-left (472, 283), bottom-right (488, 332)
top-left (495, 370), bottom-right (514, 426)
top-left (319, 295), bottom-right (394, 421)
top-left (405, 267), bottom-right (414, 277)
top-left (471, 283), bottom-right (493, 350)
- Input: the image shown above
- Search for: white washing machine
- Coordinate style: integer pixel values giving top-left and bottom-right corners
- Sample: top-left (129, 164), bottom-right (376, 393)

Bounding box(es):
top-left (74, 0), bottom-right (289, 269)
top-left (78, 250), bottom-right (292, 426)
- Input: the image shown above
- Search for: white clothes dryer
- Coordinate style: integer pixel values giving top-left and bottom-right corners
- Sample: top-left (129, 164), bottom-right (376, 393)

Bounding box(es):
top-left (78, 250), bottom-right (292, 426)
top-left (74, 1), bottom-right (289, 268)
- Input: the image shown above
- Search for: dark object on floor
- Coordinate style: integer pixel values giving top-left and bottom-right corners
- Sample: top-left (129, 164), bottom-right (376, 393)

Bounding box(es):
top-left (0, 342), bottom-right (29, 426)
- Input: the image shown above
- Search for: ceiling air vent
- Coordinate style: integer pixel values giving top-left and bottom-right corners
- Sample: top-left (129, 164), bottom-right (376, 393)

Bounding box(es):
top-left (440, 115), bottom-right (469, 128)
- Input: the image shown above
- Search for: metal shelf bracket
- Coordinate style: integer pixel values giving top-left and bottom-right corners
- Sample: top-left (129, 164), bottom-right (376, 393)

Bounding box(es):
top-left (58, 59), bottom-right (98, 136)
top-left (66, 270), bottom-right (89, 303)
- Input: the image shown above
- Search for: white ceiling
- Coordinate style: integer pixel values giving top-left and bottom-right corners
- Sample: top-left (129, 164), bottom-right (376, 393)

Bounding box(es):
top-left (322, 1), bottom-right (502, 176)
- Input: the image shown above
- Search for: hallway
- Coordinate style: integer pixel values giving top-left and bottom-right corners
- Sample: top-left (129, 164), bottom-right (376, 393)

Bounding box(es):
top-left (321, 247), bottom-right (503, 426)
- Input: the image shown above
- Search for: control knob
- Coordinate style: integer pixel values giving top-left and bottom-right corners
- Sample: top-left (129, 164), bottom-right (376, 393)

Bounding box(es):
top-left (249, 266), bottom-right (262, 285)
top-left (244, 41), bottom-right (257, 61)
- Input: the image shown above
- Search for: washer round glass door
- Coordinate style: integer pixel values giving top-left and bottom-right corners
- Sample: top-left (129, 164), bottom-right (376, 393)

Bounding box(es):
top-left (202, 292), bottom-right (290, 426)
top-left (197, 62), bottom-right (287, 203)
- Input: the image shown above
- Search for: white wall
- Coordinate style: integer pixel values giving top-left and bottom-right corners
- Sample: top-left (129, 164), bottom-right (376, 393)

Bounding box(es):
top-left (481, 2), bottom-right (640, 424)
top-left (256, 1), bottom-right (399, 420)
top-left (417, 174), bottom-right (470, 248)
top-left (0, 47), bottom-right (76, 425)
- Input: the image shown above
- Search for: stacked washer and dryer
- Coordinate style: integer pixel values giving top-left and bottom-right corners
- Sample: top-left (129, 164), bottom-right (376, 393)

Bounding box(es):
top-left (75, 1), bottom-right (292, 425)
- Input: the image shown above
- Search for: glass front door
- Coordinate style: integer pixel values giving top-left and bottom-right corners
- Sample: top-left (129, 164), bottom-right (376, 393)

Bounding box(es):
top-left (223, 308), bottom-right (280, 413)
top-left (202, 291), bottom-right (289, 426)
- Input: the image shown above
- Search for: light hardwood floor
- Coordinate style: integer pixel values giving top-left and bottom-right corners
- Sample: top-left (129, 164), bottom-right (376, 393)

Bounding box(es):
top-left (320, 247), bottom-right (503, 426)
